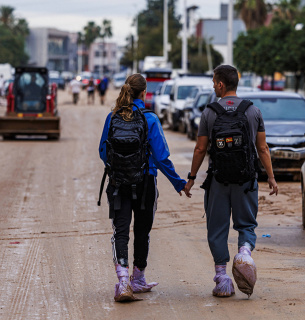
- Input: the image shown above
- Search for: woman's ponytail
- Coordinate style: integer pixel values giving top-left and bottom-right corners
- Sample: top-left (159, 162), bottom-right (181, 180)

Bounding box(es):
top-left (113, 74), bottom-right (146, 121)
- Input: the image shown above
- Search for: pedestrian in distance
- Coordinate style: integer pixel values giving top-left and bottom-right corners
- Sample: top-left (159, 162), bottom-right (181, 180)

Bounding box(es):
top-left (184, 65), bottom-right (278, 298)
top-left (87, 76), bottom-right (95, 105)
top-left (98, 75), bottom-right (108, 105)
top-left (69, 76), bottom-right (81, 105)
top-left (98, 73), bottom-right (186, 302)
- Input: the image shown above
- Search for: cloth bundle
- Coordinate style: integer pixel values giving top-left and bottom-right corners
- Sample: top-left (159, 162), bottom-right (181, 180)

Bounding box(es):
top-left (232, 246), bottom-right (257, 298)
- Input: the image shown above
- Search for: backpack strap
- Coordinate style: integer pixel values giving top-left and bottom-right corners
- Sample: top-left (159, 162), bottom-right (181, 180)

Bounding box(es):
top-left (207, 102), bottom-right (226, 115)
top-left (97, 168), bottom-right (108, 206)
top-left (236, 100), bottom-right (253, 113)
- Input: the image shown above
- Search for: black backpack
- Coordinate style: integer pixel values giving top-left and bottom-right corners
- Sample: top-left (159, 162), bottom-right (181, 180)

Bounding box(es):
top-left (208, 100), bottom-right (259, 188)
top-left (97, 104), bottom-right (153, 209)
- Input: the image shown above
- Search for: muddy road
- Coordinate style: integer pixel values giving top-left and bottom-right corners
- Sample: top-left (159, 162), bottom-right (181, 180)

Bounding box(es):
top-left (0, 89), bottom-right (304, 320)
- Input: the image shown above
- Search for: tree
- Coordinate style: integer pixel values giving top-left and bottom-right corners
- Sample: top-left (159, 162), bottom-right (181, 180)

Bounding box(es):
top-left (121, 0), bottom-right (222, 71)
top-left (235, 0), bottom-right (268, 30)
top-left (272, 0), bottom-right (302, 25)
top-left (83, 21), bottom-right (101, 48)
top-left (0, 6), bottom-right (29, 66)
top-left (234, 22), bottom-right (292, 89)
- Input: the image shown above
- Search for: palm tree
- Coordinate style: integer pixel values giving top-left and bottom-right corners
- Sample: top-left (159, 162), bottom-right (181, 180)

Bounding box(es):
top-left (100, 19), bottom-right (112, 74)
top-left (83, 21), bottom-right (101, 48)
top-left (272, 0), bottom-right (301, 25)
top-left (0, 5), bottom-right (15, 28)
top-left (235, 0), bottom-right (268, 30)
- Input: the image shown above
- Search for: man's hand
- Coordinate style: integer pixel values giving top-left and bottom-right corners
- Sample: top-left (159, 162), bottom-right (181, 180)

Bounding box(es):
top-left (268, 176), bottom-right (278, 195)
top-left (184, 180), bottom-right (194, 198)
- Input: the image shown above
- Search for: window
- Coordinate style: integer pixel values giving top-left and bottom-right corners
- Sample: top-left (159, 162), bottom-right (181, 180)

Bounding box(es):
top-left (95, 51), bottom-right (100, 57)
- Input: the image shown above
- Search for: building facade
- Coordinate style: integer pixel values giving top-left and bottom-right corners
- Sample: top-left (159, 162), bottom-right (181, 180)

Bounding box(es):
top-left (196, 4), bottom-right (246, 64)
top-left (88, 40), bottom-right (120, 75)
top-left (26, 28), bottom-right (78, 73)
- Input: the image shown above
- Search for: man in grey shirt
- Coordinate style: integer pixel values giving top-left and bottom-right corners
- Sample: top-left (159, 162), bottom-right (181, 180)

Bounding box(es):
top-left (184, 65), bottom-right (278, 298)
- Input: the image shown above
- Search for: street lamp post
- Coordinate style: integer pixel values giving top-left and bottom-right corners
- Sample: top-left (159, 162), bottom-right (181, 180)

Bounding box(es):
top-left (227, 0), bottom-right (233, 65)
top-left (182, 0), bottom-right (188, 73)
top-left (163, 0), bottom-right (168, 63)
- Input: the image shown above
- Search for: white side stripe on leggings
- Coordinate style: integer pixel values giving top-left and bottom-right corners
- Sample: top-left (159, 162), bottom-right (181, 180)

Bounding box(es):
top-left (111, 219), bottom-right (118, 265)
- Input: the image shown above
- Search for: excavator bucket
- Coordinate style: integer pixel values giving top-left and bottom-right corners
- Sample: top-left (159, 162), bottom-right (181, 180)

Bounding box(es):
top-left (0, 116), bottom-right (60, 140)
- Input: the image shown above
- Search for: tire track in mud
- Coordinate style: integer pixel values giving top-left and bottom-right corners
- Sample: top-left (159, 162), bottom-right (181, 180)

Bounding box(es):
top-left (7, 238), bottom-right (40, 320)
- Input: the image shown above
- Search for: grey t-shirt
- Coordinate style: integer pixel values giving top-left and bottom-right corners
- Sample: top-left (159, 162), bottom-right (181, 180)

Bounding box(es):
top-left (198, 96), bottom-right (265, 147)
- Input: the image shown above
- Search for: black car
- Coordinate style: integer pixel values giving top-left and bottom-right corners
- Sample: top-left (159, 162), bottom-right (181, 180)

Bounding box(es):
top-left (238, 91), bottom-right (305, 179)
top-left (50, 77), bottom-right (65, 90)
top-left (184, 90), bottom-right (212, 140)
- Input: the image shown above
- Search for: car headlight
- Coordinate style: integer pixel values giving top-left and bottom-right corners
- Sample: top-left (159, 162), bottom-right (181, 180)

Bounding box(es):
top-left (194, 117), bottom-right (201, 126)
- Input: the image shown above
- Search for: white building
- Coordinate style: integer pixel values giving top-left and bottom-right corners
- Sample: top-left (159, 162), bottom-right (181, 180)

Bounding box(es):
top-left (196, 4), bottom-right (246, 64)
top-left (89, 40), bottom-right (120, 75)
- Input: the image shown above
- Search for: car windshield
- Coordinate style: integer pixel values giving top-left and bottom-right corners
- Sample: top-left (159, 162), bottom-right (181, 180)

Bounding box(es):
top-left (14, 72), bottom-right (47, 113)
top-left (163, 84), bottom-right (172, 95)
top-left (195, 93), bottom-right (210, 109)
top-left (250, 97), bottom-right (305, 120)
top-left (115, 77), bottom-right (126, 82)
top-left (146, 81), bottom-right (163, 93)
top-left (189, 88), bottom-right (199, 99)
top-left (177, 85), bottom-right (197, 99)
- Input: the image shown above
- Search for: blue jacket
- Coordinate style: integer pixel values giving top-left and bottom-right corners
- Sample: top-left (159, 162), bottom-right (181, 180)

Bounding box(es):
top-left (99, 99), bottom-right (186, 193)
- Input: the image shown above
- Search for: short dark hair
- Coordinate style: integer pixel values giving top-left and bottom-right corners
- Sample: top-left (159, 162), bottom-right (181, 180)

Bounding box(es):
top-left (213, 65), bottom-right (239, 92)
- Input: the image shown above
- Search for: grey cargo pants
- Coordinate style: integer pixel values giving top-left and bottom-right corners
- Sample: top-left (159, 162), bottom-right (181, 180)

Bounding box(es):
top-left (204, 177), bottom-right (258, 265)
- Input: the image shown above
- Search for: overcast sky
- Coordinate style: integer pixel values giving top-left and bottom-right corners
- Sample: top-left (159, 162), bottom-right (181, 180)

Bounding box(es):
top-left (6, 0), bottom-right (225, 45)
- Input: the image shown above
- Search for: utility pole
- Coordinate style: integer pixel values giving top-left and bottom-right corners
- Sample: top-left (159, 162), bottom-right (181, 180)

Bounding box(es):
top-left (227, 0), bottom-right (233, 65)
top-left (163, 0), bottom-right (168, 64)
top-left (182, 0), bottom-right (188, 73)
top-left (133, 13), bottom-right (138, 73)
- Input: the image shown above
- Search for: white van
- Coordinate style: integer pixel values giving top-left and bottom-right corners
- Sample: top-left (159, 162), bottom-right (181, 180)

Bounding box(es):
top-left (167, 76), bottom-right (213, 131)
top-left (154, 79), bottom-right (174, 124)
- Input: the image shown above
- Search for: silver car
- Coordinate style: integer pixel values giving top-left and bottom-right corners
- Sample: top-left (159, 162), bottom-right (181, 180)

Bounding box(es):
top-left (300, 162), bottom-right (305, 228)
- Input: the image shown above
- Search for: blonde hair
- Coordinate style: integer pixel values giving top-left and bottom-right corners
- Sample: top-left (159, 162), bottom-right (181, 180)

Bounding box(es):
top-left (113, 73), bottom-right (146, 121)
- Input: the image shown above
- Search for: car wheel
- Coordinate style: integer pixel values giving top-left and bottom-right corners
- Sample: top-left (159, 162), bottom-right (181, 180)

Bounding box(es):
top-left (178, 121), bottom-right (186, 133)
top-left (301, 175), bottom-right (305, 229)
top-left (2, 134), bottom-right (15, 140)
top-left (48, 134), bottom-right (60, 140)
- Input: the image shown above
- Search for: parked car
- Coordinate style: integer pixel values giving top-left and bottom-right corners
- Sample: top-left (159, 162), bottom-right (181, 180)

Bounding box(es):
top-left (49, 76), bottom-right (65, 90)
top-left (237, 91), bottom-right (305, 179)
top-left (154, 79), bottom-right (174, 124)
top-left (2, 78), bottom-right (14, 96)
top-left (151, 83), bottom-right (163, 112)
top-left (300, 162), bottom-right (305, 228)
top-left (184, 90), bottom-right (212, 140)
top-left (61, 71), bottom-right (74, 83)
top-left (113, 73), bottom-right (127, 89)
top-left (167, 76), bottom-right (213, 131)
top-left (144, 68), bottom-right (172, 109)
top-left (258, 80), bottom-right (285, 91)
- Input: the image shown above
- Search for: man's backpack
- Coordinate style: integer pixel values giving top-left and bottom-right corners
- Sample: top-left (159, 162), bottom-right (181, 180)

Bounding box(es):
top-left (97, 105), bottom-right (152, 209)
top-left (208, 100), bottom-right (259, 188)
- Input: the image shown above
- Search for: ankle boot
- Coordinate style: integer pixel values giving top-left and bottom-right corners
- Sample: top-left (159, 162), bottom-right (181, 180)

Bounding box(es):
top-left (232, 245), bottom-right (257, 298)
top-left (114, 264), bottom-right (141, 302)
top-left (212, 265), bottom-right (235, 297)
top-left (130, 266), bottom-right (158, 293)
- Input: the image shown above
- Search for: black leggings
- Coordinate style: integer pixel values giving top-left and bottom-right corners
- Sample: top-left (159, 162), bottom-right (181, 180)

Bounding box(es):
top-left (106, 176), bottom-right (157, 269)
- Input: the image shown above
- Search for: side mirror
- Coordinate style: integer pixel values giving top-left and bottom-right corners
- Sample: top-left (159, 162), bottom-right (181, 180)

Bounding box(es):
top-left (170, 93), bottom-right (174, 101)
top-left (198, 105), bottom-right (205, 112)
top-left (155, 90), bottom-right (160, 95)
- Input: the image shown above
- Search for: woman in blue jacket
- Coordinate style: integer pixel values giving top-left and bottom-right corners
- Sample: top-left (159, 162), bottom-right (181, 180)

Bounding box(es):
top-left (99, 73), bottom-right (186, 302)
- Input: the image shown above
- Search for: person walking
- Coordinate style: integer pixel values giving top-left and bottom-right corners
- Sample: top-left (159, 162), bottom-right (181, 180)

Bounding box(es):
top-left (87, 76), bottom-right (95, 105)
top-left (69, 76), bottom-right (81, 104)
top-left (99, 73), bottom-right (186, 302)
top-left (98, 76), bottom-right (108, 105)
top-left (184, 65), bottom-right (278, 298)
